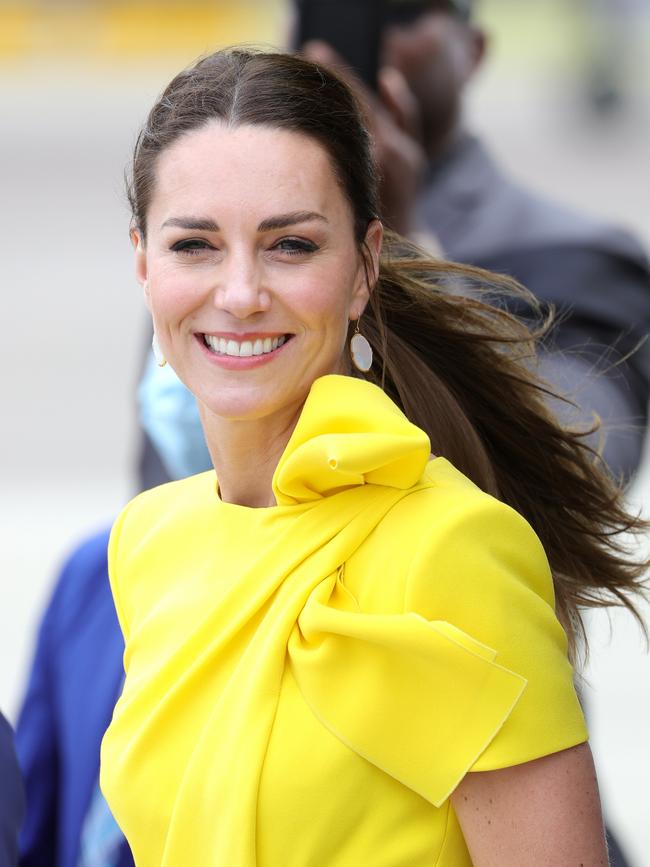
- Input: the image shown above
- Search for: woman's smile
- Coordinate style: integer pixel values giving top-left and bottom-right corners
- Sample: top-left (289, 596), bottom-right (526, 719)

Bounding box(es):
top-left (197, 331), bottom-right (294, 369)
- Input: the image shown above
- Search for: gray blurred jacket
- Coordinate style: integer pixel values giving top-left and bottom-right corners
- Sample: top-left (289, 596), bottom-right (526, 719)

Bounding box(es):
top-left (416, 132), bottom-right (650, 480)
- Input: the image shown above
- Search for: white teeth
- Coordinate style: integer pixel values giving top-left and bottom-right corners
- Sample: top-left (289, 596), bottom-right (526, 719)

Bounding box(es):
top-left (204, 334), bottom-right (289, 357)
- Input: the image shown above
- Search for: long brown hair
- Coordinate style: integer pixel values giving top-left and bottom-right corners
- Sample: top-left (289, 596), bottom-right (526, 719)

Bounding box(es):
top-left (129, 48), bottom-right (647, 658)
top-left (365, 235), bottom-right (647, 656)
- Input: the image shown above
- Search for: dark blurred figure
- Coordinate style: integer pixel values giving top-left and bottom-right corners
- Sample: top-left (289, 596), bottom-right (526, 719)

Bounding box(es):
top-left (304, 0), bottom-right (650, 485)
top-left (0, 713), bottom-right (23, 867)
top-left (15, 359), bottom-right (210, 867)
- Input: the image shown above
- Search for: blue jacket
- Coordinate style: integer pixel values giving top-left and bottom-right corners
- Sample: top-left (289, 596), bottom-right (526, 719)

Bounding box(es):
top-left (0, 713), bottom-right (23, 867)
top-left (15, 529), bottom-right (133, 867)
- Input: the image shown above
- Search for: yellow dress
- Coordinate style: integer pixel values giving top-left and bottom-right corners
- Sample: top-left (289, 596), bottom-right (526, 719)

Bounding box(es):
top-left (101, 374), bottom-right (587, 866)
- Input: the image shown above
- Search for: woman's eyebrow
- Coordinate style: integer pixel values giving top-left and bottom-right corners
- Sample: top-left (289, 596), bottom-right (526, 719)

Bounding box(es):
top-left (257, 211), bottom-right (328, 232)
top-left (161, 216), bottom-right (219, 231)
top-left (160, 211), bottom-right (328, 233)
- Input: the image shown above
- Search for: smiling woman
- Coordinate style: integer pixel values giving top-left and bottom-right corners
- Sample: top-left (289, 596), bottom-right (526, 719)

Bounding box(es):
top-left (135, 121), bottom-right (379, 454)
top-left (99, 48), bottom-right (647, 867)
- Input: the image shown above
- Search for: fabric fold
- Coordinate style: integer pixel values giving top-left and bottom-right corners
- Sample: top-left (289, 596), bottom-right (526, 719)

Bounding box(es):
top-left (289, 571), bottom-right (527, 807)
top-left (105, 484), bottom-right (426, 867)
top-left (273, 376), bottom-right (431, 504)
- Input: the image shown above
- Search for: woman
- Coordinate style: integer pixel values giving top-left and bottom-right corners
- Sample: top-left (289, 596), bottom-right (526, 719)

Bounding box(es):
top-left (100, 49), bottom-right (646, 866)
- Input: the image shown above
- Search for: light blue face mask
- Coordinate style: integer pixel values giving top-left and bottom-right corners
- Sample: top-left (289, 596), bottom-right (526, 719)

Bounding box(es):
top-left (138, 352), bottom-right (212, 481)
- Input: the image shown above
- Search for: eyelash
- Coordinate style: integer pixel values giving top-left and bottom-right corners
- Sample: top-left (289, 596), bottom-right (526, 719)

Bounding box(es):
top-left (169, 237), bottom-right (319, 256)
top-left (170, 239), bottom-right (211, 255)
top-left (274, 238), bottom-right (319, 256)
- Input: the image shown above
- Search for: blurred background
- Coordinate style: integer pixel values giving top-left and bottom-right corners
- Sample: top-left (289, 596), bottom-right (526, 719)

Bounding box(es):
top-left (1, 0), bottom-right (649, 862)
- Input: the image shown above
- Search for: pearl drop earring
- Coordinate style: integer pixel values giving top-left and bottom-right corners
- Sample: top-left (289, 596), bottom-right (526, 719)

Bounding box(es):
top-left (350, 319), bottom-right (373, 372)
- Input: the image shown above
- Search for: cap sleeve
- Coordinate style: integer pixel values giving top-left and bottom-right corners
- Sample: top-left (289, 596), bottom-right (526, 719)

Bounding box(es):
top-left (404, 491), bottom-right (587, 773)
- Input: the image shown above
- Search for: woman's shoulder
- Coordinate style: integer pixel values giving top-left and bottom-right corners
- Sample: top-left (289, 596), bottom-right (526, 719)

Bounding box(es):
top-left (107, 472), bottom-right (217, 640)
top-left (350, 457), bottom-right (586, 775)
top-left (381, 457), bottom-right (541, 558)
top-left (117, 471), bottom-right (217, 528)
top-left (347, 457), bottom-right (551, 616)
top-left (398, 458), bottom-right (553, 609)
top-left (108, 471), bottom-right (217, 576)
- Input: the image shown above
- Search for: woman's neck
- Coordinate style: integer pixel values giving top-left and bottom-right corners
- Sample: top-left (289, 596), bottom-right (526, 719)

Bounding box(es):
top-left (199, 404), bottom-right (302, 508)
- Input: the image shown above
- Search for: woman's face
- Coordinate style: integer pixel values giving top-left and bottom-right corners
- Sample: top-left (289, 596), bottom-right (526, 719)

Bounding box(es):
top-left (135, 122), bottom-right (382, 425)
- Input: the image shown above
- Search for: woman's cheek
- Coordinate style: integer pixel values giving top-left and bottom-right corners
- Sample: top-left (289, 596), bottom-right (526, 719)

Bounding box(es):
top-left (150, 268), bottom-right (212, 318)
top-left (285, 266), bottom-right (354, 318)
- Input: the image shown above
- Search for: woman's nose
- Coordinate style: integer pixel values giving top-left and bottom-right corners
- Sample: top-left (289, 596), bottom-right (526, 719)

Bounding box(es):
top-left (213, 255), bottom-right (271, 318)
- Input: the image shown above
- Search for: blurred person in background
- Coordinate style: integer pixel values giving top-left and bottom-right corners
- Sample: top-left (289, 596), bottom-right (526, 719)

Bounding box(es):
top-left (0, 712), bottom-right (23, 867)
top-left (302, 0), bottom-right (650, 485)
top-left (14, 360), bottom-right (210, 867)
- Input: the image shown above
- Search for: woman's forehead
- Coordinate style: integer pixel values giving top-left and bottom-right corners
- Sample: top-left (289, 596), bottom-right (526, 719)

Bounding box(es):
top-left (157, 123), bottom-right (329, 182)
top-left (150, 122), bottom-right (346, 223)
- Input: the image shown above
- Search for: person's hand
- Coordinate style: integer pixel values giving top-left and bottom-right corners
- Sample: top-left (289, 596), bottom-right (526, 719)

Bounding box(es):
top-left (302, 41), bottom-right (427, 237)
top-left (375, 64), bottom-right (428, 237)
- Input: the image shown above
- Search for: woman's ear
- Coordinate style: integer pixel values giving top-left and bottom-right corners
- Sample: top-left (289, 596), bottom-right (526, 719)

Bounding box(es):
top-left (364, 219), bottom-right (383, 288)
top-left (352, 219), bottom-right (383, 318)
top-left (131, 227), bottom-right (150, 309)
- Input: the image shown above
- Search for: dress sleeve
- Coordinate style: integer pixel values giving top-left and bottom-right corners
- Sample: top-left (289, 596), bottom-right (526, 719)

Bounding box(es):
top-left (403, 492), bottom-right (587, 772)
top-left (289, 484), bottom-right (587, 809)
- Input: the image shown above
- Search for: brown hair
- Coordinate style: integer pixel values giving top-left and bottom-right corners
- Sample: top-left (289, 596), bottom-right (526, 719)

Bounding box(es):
top-left (129, 48), bottom-right (647, 659)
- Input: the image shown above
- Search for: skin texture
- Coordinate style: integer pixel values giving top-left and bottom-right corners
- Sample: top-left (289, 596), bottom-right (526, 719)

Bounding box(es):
top-left (133, 122), bottom-right (382, 506)
top-left (451, 742), bottom-right (609, 866)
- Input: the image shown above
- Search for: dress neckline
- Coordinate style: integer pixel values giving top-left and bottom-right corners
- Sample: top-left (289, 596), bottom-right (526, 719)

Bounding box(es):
top-left (211, 374), bottom-right (432, 511)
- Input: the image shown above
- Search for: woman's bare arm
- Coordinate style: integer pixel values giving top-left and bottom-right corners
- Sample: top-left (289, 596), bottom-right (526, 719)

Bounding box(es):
top-left (451, 742), bottom-right (608, 866)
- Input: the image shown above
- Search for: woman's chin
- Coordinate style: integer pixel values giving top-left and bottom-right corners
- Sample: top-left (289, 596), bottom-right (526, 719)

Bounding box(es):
top-left (197, 383), bottom-right (310, 427)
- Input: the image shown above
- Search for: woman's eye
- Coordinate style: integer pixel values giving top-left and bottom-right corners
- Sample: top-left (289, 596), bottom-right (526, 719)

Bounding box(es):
top-left (170, 238), bottom-right (213, 255)
top-left (274, 238), bottom-right (319, 256)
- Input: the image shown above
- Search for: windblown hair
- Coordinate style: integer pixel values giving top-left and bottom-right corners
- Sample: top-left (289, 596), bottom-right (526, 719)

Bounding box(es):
top-left (129, 47), bottom-right (647, 659)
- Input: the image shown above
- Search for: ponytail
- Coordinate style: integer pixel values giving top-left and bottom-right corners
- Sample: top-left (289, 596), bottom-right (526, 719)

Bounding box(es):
top-left (361, 232), bottom-right (648, 659)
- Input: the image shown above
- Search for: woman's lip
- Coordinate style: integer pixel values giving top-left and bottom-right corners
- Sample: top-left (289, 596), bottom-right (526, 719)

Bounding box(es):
top-left (199, 331), bottom-right (291, 340)
top-left (195, 332), bottom-right (292, 368)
